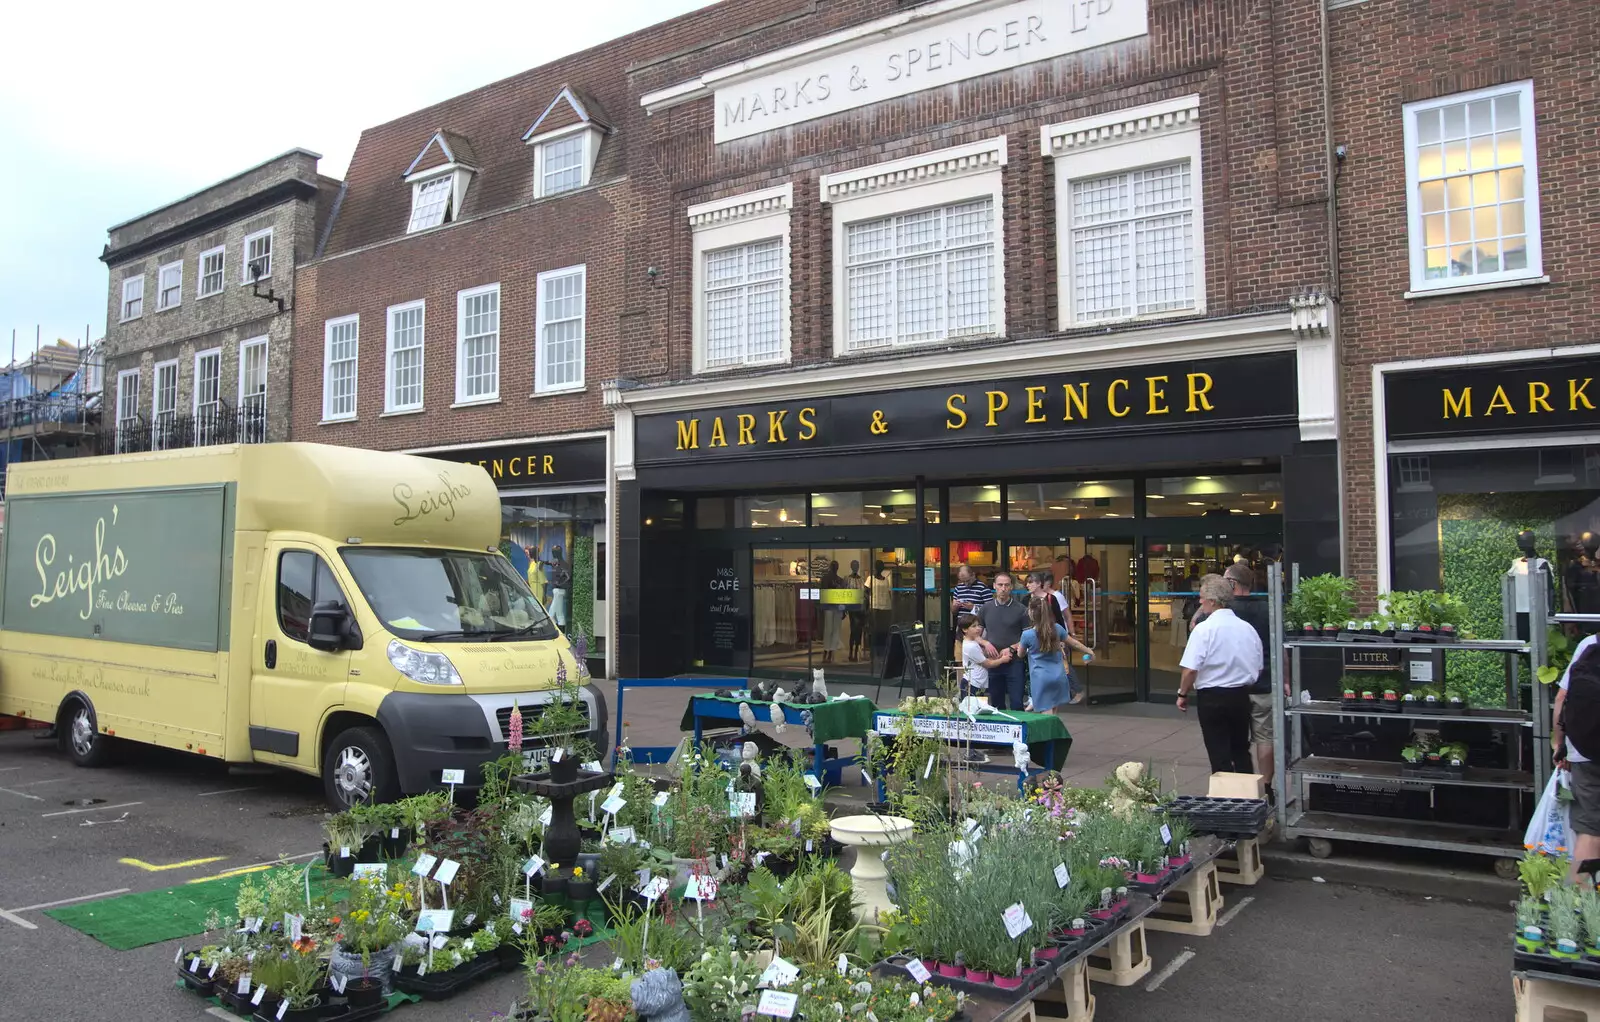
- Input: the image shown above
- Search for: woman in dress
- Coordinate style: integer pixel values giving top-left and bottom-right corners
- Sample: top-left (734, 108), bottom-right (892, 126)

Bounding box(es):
top-left (1019, 593), bottom-right (1072, 715)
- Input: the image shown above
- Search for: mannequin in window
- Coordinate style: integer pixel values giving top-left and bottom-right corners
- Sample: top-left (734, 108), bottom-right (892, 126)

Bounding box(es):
top-left (1567, 533), bottom-right (1600, 617)
top-left (1510, 529), bottom-right (1554, 642)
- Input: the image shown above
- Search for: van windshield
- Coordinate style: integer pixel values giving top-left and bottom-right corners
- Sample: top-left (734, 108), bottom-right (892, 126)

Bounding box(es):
top-left (341, 547), bottom-right (559, 642)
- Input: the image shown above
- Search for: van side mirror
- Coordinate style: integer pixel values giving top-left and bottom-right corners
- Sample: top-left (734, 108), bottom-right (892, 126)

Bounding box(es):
top-left (308, 601), bottom-right (352, 652)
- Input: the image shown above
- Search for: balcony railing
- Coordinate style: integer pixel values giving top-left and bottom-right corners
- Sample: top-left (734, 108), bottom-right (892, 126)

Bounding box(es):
top-left (103, 403), bottom-right (268, 455)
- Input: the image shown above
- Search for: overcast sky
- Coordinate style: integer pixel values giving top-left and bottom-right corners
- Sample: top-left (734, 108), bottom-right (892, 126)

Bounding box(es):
top-left (0, 0), bottom-right (717, 361)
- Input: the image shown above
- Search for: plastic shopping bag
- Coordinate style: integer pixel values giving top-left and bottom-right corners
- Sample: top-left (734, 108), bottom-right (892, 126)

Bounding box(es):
top-left (1525, 769), bottom-right (1577, 856)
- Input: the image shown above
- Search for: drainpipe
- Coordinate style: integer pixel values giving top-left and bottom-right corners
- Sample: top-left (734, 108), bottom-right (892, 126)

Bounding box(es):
top-left (1320, 0), bottom-right (1348, 579)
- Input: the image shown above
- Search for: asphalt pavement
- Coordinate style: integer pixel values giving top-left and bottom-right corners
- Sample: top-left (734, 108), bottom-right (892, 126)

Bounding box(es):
top-left (0, 729), bottom-right (1515, 1021)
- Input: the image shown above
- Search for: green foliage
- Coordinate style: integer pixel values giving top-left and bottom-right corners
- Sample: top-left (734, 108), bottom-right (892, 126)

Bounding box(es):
top-left (1516, 895), bottom-right (1545, 932)
top-left (682, 946), bottom-right (766, 1022)
top-left (1285, 574), bottom-right (1357, 628)
top-left (532, 677), bottom-right (597, 762)
top-left (1542, 628), bottom-right (1577, 685)
top-left (1520, 851), bottom-right (1569, 899)
top-left (570, 535), bottom-right (595, 644)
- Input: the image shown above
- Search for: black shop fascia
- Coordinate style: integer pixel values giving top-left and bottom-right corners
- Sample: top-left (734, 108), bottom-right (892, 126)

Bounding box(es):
top-left (613, 349), bottom-right (1339, 687)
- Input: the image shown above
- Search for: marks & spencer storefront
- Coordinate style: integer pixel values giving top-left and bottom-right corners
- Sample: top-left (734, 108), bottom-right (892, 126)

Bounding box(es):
top-left (610, 320), bottom-right (1340, 702)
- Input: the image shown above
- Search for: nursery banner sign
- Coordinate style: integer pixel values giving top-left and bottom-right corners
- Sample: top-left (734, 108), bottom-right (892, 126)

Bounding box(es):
top-left (874, 712), bottom-right (1024, 745)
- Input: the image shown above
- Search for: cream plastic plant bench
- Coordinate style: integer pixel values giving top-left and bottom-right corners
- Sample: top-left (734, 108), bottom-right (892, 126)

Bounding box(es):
top-left (1514, 971), bottom-right (1600, 1022)
top-left (1215, 836), bottom-right (1267, 886)
top-left (1145, 860), bottom-right (1223, 937)
top-left (1031, 957), bottom-right (1096, 1021)
top-left (1086, 921), bottom-right (1152, 987)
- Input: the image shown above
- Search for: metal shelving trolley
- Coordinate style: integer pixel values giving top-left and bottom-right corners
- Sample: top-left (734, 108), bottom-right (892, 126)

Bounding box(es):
top-left (1268, 563), bottom-right (1549, 876)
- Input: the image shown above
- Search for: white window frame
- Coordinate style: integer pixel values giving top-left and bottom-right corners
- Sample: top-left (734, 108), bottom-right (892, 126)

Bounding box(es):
top-left (454, 284), bottom-right (500, 405)
top-left (1041, 96), bottom-right (1205, 329)
top-left (238, 336), bottom-right (269, 440)
top-left (115, 368), bottom-right (140, 451)
top-left (198, 246), bottom-right (226, 297)
top-left (322, 314), bottom-right (360, 422)
top-left (157, 260), bottom-right (183, 310)
top-left (689, 185), bottom-right (792, 374)
top-left (1402, 80), bottom-right (1543, 296)
top-left (535, 265), bottom-right (587, 395)
top-left (405, 170), bottom-right (469, 234)
top-left (820, 137), bottom-right (1008, 357)
top-left (193, 348), bottom-right (223, 445)
top-left (529, 125), bottom-right (602, 199)
top-left (385, 300), bottom-right (427, 414)
top-left (242, 228), bottom-right (273, 283)
top-left (120, 275), bottom-right (144, 322)
top-left (152, 359), bottom-right (179, 448)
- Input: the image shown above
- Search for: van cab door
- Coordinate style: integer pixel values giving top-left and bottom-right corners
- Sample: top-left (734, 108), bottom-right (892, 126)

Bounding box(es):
top-left (250, 545), bottom-right (354, 770)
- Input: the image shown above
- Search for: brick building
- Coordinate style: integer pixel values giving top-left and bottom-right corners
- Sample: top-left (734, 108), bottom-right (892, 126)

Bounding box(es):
top-left (101, 150), bottom-right (338, 452)
top-left (1328, 0), bottom-right (1600, 622)
top-left (605, 0), bottom-right (1344, 696)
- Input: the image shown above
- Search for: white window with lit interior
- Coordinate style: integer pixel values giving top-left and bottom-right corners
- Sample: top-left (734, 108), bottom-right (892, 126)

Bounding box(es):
top-left (385, 301), bottom-right (425, 413)
top-left (157, 260), bottom-right (183, 310)
top-left (688, 184), bottom-right (792, 374)
top-left (408, 176), bottom-right (453, 233)
top-left (152, 360), bottom-right (178, 449)
top-left (239, 337), bottom-right (268, 441)
top-left (821, 137), bottom-right (1007, 357)
top-left (199, 246), bottom-right (225, 297)
top-left (194, 349), bottom-right (222, 444)
top-left (115, 369), bottom-right (140, 452)
top-left (1403, 81), bottom-right (1542, 294)
top-left (456, 284), bottom-right (499, 404)
top-left (120, 275), bottom-right (144, 321)
top-left (323, 315), bottom-right (359, 421)
top-left (1043, 96), bottom-right (1205, 328)
top-left (536, 266), bottom-right (585, 393)
top-left (243, 228), bottom-right (273, 282)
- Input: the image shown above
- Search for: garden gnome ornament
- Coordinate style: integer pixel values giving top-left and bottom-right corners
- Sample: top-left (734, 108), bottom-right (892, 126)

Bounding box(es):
top-left (631, 967), bottom-right (690, 1022)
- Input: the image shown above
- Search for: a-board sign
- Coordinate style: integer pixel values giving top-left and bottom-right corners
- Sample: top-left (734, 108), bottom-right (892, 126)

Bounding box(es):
top-left (881, 622), bottom-right (938, 692)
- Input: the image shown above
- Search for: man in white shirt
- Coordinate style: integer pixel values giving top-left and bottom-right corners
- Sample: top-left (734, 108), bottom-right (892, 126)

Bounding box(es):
top-left (1177, 574), bottom-right (1264, 775)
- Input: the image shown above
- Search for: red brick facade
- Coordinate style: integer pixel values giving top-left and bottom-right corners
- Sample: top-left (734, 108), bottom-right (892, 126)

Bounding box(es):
top-left (1330, 0), bottom-right (1600, 599)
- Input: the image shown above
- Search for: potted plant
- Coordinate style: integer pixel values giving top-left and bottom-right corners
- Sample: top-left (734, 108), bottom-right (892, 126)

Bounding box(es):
top-left (1287, 574), bottom-right (1357, 637)
top-left (529, 677), bottom-right (598, 785)
top-left (567, 865), bottom-right (597, 904)
top-left (322, 811), bottom-right (366, 877)
top-left (1550, 890), bottom-right (1583, 960)
top-left (1516, 895), bottom-right (1547, 951)
top-left (251, 941), bottom-right (329, 1021)
top-left (331, 874), bottom-right (407, 1004)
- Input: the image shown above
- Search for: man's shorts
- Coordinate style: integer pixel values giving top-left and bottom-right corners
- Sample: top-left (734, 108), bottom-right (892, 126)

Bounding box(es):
top-left (1249, 692), bottom-right (1274, 745)
top-left (1570, 760), bottom-right (1600, 837)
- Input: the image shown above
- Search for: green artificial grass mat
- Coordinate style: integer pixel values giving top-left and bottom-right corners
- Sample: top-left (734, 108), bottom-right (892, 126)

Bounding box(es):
top-left (47, 866), bottom-right (338, 951)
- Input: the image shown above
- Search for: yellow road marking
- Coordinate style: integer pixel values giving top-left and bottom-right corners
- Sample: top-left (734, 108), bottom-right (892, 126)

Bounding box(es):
top-left (119, 856), bottom-right (226, 872)
top-left (185, 864), bottom-right (272, 884)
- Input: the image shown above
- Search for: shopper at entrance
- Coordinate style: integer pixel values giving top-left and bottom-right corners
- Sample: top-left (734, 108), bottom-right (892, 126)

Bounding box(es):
top-left (958, 613), bottom-right (1011, 699)
top-left (1176, 574), bottom-right (1263, 775)
top-left (976, 573), bottom-right (1029, 711)
top-left (951, 565), bottom-right (994, 617)
top-left (1553, 634), bottom-right (1600, 877)
top-left (1020, 594), bottom-right (1072, 715)
top-left (1026, 570), bottom-right (1094, 704)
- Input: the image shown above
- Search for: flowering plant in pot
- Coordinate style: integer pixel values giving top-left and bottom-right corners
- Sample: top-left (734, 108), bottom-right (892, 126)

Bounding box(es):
top-left (529, 675), bottom-right (597, 783)
top-left (332, 874), bottom-right (408, 1003)
top-left (251, 941), bottom-right (329, 1021)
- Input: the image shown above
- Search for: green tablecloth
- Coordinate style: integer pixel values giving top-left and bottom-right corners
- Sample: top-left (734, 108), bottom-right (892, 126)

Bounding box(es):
top-left (869, 708), bottom-right (1073, 768)
top-left (681, 693), bottom-right (879, 745)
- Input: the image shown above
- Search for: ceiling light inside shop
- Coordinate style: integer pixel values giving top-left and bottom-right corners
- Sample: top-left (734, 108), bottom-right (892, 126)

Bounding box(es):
top-left (1048, 506), bottom-right (1069, 511)
top-left (1187, 501), bottom-right (1205, 506)
top-left (778, 509), bottom-right (788, 522)
top-left (1148, 494), bottom-right (1164, 499)
top-left (1229, 509), bottom-right (1244, 514)
top-left (1196, 475), bottom-right (1212, 480)
top-left (817, 512), bottom-right (837, 517)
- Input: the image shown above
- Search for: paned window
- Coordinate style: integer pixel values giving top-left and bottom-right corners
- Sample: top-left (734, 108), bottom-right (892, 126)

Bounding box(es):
top-left (843, 198), bottom-right (995, 352)
top-left (704, 239), bottom-right (783, 368)
top-left (386, 302), bottom-right (425, 412)
top-left (456, 285), bottom-right (499, 403)
top-left (158, 261), bottom-right (182, 309)
top-left (153, 360), bottom-right (178, 449)
top-left (1069, 162), bottom-right (1196, 323)
top-left (323, 316), bottom-right (359, 421)
top-left (194, 349), bottom-right (222, 445)
top-left (115, 369), bottom-right (140, 452)
top-left (1405, 81), bottom-right (1542, 291)
top-left (199, 247), bottom-right (225, 296)
top-left (536, 267), bottom-right (585, 393)
top-left (120, 276), bottom-right (144, 321)
top-left (240, 338), bottom-right (268, 442)
top-left (244, 229), bottom-right (273, 282)
top-left (540, 134), bottom-right (585, 196)
top-left (408, 176), bottom-right (453, 232)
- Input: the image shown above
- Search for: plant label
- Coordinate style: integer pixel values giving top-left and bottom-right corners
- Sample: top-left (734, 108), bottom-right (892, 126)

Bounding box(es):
top-left (906, 959), bottom-right (931, 983)
top-left (596, 874), bottom-right (616, 894)
top-left (412, 853), bottom-right (439, 878)
top-left (237, 974), bottom-right (252, 996)
top-left (391, 827), bottom-right (401, 839)
top-left (637, 868), bottom-right (652, 890)
top-left (1160, 824), bottom-right (1173, 845)
top-left (583, 760), bottom-right (604, 773)
top-left (330, 973), bottom-right (348, 995)
top-left (246, 917), bottom-right (263, 934)
top-left (804, 774), bottom-right (822, 793)
top-left (188, 955), bottom-right (201, 973)
top-left (252, 985), bottom-right (267, 1007)
top-left (729, 792), bottom-right (757, 818)
top-left (417, 962), bottom-right (427, 977)
top-left (805, 839), bottom-right (814, 853)
top-left (760, 956), bottom-right (800, 986)
top-left (391, 955), bottom-right (405, 973)
top-left (1002, 903), bottom-right (1033, 940)
top-left (721, 853), bottom-right (730, 869)
top-left (652, 791), bottom-right (671, 808)
top-left (433, 859), bottom-right (462, 886)
top-left (276, 1000), bottom-right (289, 1021)
top-left (792, 817), bottom-right (803, 836)
top-left (643, 876), bottom-right (671, 901)
top-left (684, 875), bottom-right (702, 901)
top-left (509, 898), bottom-right (533, 923)
top-left (339, 845), bottom-right (351, 859)
top-left (611, 826), bottom-right (637, 844)
top-left (1409, 659), bottom-right (1434, 683)
top-left (610, 781), bottom-right (626, 798)
top-left (923, 754), bottom-right (935, 779)
top-left (463, 912), bottom-right (476, 927)
top-left (522, 855), bottom-right (545, 877)
top-left (417, 909), bottom-right (454, 934)
top-left (353, 863), bottom-right (385, 879)
top-left (699, 877), bottom-right (719, 901)
top-left (552, 747), bottom-right (565, 763)
top-left (540, 805), bottom-right (553, 826)
top-left (512, 922), bottom-right (524, 935)
top-left (1055, 863), bottom-right (1070, 888)
top-left (838, 954), bottom-right (850, 977)
top-left (602, 794), bottom-right (627, 816)
top-left (208, 963), bottom-right (219, 979)
top-left (287, 914), bottom-right (304, 943)
top-left (431, 933), bottom-right (449, 950)
top-left (175, 946), bottom-right (184, 965)
top-left (755, 851), bottom-right (771, 865)
top-left (757, 990), bottom-right (798, 1018)
top-left (440, 768), bottom-right (466, 784)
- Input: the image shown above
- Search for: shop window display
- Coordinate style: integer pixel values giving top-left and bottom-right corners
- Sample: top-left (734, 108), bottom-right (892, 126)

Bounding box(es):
top-left (1146, 473), bottom-right (1283, 517)
top-left (499, 492), bottom-right (606, 656)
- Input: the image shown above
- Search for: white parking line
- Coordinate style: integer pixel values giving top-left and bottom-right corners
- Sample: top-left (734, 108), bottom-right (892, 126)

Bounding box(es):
top-left (1216, 895), bottom-right (1256, 928)
top-left (196, 786), bottom-right (259, 797)
top-left (0, 766), bottom-right (23, 773)
top-left (41, 801), bottom-right (142, 818)
top-left (0, 908), bottom-right (38, 930)
top-left (0, 786), bottom-right (43, 801)
top-left (1145, 949), bottom-right (1195, 991)
top-left (11, 888), bottom-right (130, 912)
top-left (207, 1007), bottom-right (237, 1021)
top-left (13, 778), bottom-right (67, 787)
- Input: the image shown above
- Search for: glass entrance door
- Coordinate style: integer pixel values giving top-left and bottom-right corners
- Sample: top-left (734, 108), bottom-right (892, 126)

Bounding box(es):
top-left (1144, 538), bottom-right (1279, 698)
top-left (750, 544), bottom-right (914, 682)
top-left (1010, 539), bottom-right (1138, 702)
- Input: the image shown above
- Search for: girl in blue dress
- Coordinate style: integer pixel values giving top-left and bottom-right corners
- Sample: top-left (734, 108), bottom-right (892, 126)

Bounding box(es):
top-left (1020, 593), bottom-right (1072, 714)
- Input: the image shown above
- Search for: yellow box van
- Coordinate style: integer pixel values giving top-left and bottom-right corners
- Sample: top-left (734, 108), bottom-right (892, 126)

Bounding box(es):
top-left (0, 442), bottom-right (604, 807)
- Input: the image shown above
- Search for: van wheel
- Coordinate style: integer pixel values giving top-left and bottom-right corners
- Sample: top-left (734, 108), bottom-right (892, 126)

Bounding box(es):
top-left (62, 699), bottom-right (113, 768)
top-left (323, 726), bottom-right (399, 809)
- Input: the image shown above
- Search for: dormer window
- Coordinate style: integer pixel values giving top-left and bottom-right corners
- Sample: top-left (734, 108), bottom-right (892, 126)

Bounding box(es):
top-left (403, 130), bottom-right (478, 235)
top-left (523, 86), bottom-right (609, 201)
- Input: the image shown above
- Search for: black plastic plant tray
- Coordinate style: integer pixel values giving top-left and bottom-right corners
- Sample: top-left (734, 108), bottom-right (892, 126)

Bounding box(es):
top-left (873, 955), bottom-right (1056, 1000)
top-left (1515, 947), bottom-right (1575, 977)
top-left (1401, 763), bottom-right (1466, 779)
top-left (393, 956), bottom-right (498, 1000)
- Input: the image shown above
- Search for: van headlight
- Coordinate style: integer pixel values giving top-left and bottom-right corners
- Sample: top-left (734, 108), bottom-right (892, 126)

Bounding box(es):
top-left (387, 640), bottom-right (463, 686)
